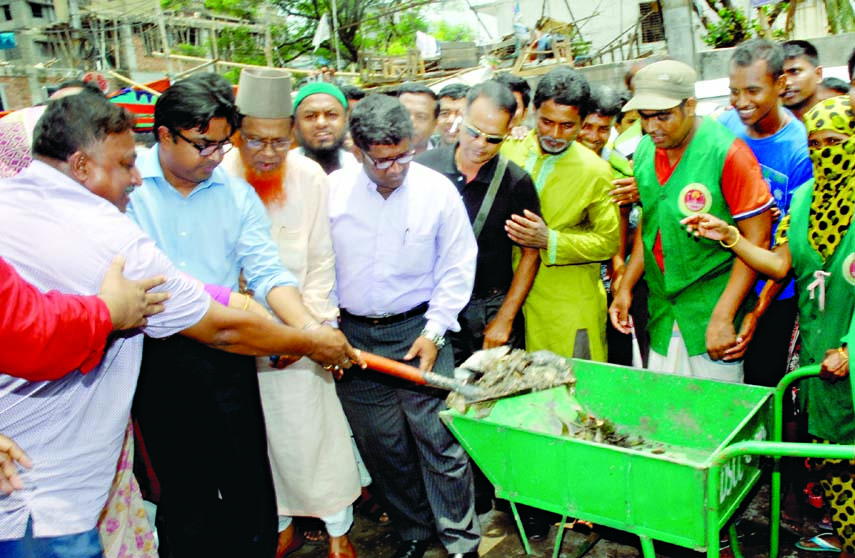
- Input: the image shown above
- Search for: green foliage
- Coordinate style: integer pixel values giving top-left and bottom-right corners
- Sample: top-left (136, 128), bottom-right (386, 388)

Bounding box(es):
top-left (161, 0), bottom-right (253, 17)
top-left (359, 11), bottom-right (427, 56)
top-left (175, 43), bottom-right (206, 57)
top-left (703, 7), bottom-right (751, 48)
top-left (165, 0), bottom-right (477, 69)
top-left (204, 0), bottom-right (256, 19)
top-left (825, 0), bottom-right (855, 33)
top-left (216, 27), bottom-right (265, 62)
top-left (433, 21), bottom-right (474, 42)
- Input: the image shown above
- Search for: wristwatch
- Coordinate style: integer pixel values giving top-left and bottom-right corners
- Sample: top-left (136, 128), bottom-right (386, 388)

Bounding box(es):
top-left (419, 328), bottom-right (446, 350)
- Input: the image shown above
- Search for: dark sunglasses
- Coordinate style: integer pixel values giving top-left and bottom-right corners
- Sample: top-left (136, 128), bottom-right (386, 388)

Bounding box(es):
top-left (462, 122), bottom-right (506, 145)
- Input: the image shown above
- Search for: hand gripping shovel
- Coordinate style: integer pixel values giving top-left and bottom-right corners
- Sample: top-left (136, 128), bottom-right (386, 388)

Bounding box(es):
top-left (359, 351), bottom-right (486, 401)
top-left (359, 346), bottom-right (576, 404)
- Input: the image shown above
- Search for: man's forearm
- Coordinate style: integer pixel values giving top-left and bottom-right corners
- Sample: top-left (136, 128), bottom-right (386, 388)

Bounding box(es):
top-left (615, 225), bottom-right (645, 297)
top-left (267, 285), bottom-right (319, 329)
top-left (182, 301), bottom-right (315, 357)
top-left (616, 205), bottom-right (631, 260)
top-left (751, 278), bottom-right (787, 318)
top-left (494, 247), bottom-right (539, 324)
top-left (712, 259), bottom-right (758, 323)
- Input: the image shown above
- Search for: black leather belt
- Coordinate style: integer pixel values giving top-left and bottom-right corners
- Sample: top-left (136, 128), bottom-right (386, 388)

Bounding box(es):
top-left (341, 302), bottom-right (429, 326)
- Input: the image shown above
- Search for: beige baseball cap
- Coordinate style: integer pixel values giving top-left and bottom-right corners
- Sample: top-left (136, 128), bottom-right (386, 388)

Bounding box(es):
top-left (236, 68), bottom-right (292, 119)
top-left (623, 60), bottom-right (697, 112)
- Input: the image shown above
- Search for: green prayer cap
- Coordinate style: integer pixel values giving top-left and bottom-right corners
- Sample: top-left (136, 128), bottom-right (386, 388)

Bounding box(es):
top-left (292, 82), bottom-right (347, 113)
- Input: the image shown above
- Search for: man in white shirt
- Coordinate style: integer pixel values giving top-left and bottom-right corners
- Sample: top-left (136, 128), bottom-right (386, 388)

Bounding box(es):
top-left (0, 93), bottom-right (357, 558)
top-left (329, 94), bottom-right (480, 558)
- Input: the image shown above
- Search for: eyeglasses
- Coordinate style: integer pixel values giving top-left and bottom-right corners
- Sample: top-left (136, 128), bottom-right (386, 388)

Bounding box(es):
top-left (361, 149), bottom-right (415, 170)
top-left (173, 130), bottom-right (233, 157)
top-left (239, 131), bottom-right (292, 152)
top-left (462, 122), bottom-right (506, 145)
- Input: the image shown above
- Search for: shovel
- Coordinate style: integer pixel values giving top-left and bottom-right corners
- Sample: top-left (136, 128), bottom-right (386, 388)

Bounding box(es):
top-left (359, 351), bottom-right (486, 400)
top-left (360, 339), bottom-right (580, 404)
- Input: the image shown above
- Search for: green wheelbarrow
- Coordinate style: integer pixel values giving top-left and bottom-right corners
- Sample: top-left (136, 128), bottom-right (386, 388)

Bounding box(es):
top-left (440, 356), bottom-right (855, 558)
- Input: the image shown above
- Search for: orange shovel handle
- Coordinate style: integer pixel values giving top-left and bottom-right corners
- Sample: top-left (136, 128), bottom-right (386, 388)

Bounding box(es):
top-left (360, 351), bottom-right (428, 385)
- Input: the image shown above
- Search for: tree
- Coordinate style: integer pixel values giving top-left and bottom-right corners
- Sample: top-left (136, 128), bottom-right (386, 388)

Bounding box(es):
top-left (697, 0), bottom-right (854, 45)
top-left (270, 0), bottom-right (437, 65)
top-left (162, 0), bottom-right (474, 70)
top-left (824, 0), bottom-right (855, 33)
top-left (698, 0), bottom-right (791, 48)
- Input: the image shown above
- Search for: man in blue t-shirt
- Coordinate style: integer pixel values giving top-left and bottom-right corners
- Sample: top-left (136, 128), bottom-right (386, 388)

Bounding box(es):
top-left (720, 39), bottom-right (813, 387)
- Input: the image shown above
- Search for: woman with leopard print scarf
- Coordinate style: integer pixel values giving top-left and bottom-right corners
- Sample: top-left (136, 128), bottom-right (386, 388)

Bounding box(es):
top-left (681, 94), bottom-right (855, 556)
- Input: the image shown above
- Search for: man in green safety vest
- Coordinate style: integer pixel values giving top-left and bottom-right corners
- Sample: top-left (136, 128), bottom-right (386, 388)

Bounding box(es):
top-left (609, 60), bottom-right (774, 382)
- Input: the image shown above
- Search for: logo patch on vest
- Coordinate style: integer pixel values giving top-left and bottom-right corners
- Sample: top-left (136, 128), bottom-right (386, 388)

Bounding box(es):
top-left (678, 183), bottom-right (713, 216)
top-left (843, 253), bottom-right (855, 286)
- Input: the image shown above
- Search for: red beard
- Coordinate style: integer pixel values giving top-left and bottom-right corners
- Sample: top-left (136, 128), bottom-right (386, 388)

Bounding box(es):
top-left (243, 164), bottom-right (286, 207)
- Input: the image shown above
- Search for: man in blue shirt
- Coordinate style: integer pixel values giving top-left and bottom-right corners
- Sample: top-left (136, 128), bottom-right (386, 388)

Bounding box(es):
top-left (127, 73), bottom-right (357, 558)
top-left (719, 39), bottom-right (813, 386)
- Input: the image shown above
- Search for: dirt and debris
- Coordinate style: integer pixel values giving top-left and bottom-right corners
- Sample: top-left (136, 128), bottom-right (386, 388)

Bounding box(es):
top-left (567, 411), bottom-right (646, 448)
top-left (445, 348), bottom-right (645, 449)
top-left (446, 347), bottom-right (576, 409)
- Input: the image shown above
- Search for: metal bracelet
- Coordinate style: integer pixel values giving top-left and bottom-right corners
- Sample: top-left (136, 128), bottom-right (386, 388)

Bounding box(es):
top-left (419, 328), bottom-right (446, 350)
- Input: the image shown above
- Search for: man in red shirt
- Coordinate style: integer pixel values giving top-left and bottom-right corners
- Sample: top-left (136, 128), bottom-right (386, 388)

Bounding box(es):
top-left (0, 253), bottom-right (168, 493)
top-left (1, 255), bottom-right (168, 381)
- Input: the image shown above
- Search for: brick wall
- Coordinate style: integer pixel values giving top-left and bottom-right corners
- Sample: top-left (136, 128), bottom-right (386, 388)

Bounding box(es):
top-left (1, 75), bottom-right (31, 109)
top-left (0, 74), bottom-right (80, 111)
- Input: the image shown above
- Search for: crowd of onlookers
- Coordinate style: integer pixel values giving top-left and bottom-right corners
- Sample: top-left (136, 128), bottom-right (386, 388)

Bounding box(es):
top-left (0, 34), bottom-right (854, 558)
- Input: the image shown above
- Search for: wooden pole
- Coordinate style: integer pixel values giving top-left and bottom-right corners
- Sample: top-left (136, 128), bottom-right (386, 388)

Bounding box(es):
top-left (263, 1), bottom-right (273, 67)
top-left (113, 19), bottom-right (121, 68)
top-left (108, 70), bottom-right (161, 95)
top-left (330, 0), bottom-right (342, 71)
top-left (209, 21), bottom-right (219, 73)
top-left (264, 25), bottom-right (273, 67)
top-left (64, 28), bottom-right (79, 69)
top-left (173, 59), bottom-right (217, 79)
top-left (156, 5), bottom-right (173, 76)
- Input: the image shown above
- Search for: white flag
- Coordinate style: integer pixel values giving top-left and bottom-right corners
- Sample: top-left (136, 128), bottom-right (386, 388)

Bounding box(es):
top-left (312, 13), bottom-right (331, 51)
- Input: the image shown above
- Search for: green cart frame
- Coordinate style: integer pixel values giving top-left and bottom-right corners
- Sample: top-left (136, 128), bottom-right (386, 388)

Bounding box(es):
top-left (440, 361), bottom-right (855, 558)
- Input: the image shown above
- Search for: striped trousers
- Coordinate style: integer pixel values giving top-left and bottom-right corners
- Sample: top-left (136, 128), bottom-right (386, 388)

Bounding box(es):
top-left (336, 312), bottom-right (480, 553)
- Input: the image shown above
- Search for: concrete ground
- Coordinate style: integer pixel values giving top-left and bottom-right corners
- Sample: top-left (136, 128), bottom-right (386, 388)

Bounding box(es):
top-left (289, 483), bottom-right (836, 558)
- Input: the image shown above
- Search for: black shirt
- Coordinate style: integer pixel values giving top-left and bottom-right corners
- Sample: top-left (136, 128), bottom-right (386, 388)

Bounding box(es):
top-left (417, 144), bottom-right (541, 299)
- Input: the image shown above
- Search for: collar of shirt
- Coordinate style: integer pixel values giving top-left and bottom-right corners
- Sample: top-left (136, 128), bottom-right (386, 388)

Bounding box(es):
top-left (137, 144), bottom-right (227, 197)
top-left (358, 165), bottom-right (413, 197)
top-left (431, 143), bottom-right (501, 188)
top-left (329, 161), bottom-right (477, 335)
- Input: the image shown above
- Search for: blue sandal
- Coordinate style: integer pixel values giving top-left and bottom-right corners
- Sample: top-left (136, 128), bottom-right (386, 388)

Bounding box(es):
top-left (795, 532), bottom-right (842, 553)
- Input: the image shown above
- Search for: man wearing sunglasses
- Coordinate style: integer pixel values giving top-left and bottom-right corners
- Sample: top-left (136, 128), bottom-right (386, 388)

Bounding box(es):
top-left (417, 81), bottom-right (540, 372)
top-left (329, 94), bottom-right (480, 558)
top-left (127, 73), bottom-right (358, 557)
top-left (502, 67), bottom-right (620, 363)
